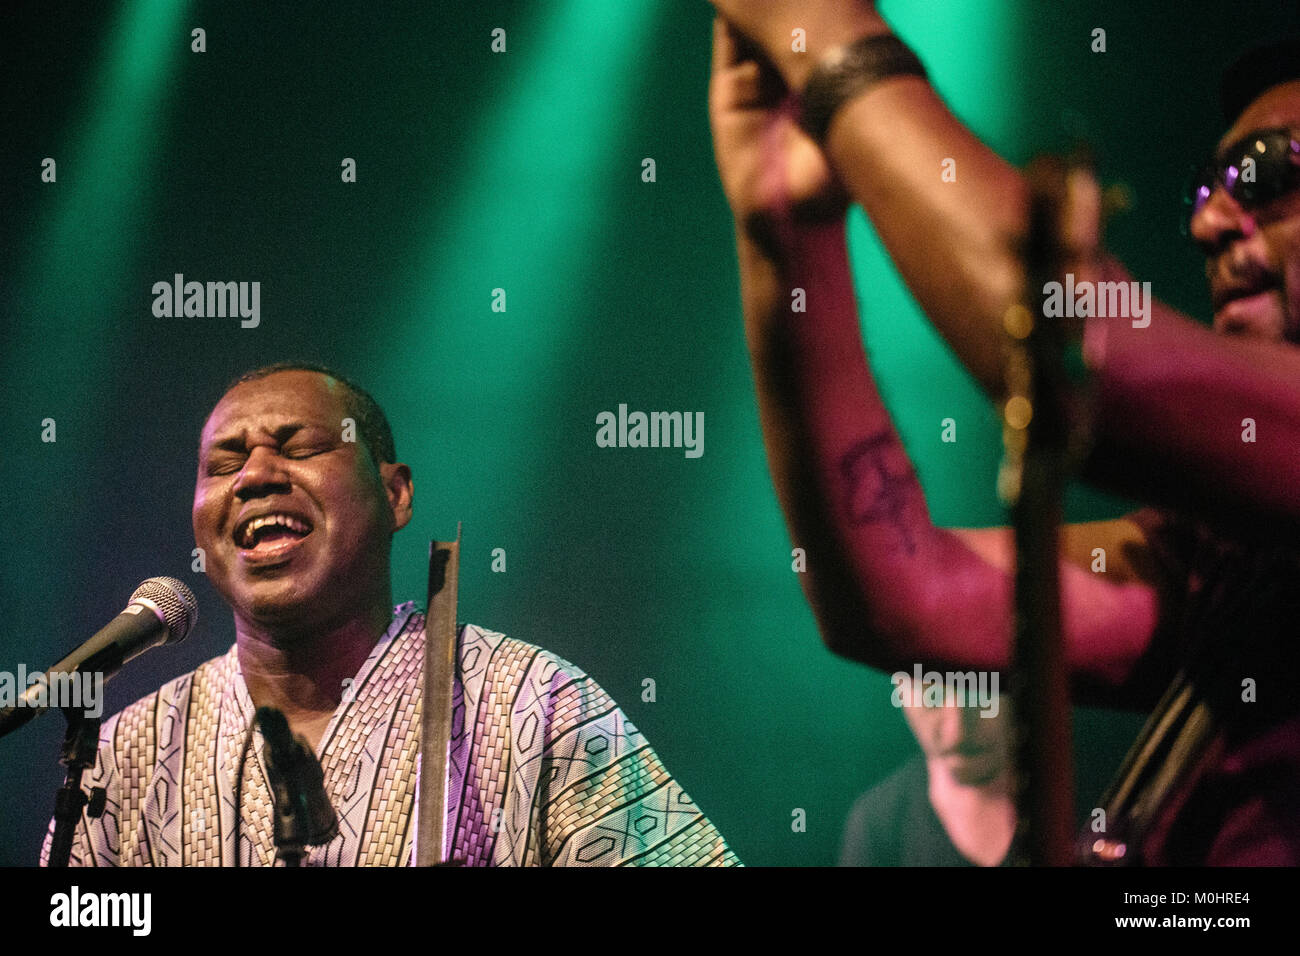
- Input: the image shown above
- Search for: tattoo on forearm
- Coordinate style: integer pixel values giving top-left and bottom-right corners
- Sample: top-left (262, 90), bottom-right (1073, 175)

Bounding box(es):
top-left (839, 432), bottom-right (919, 555)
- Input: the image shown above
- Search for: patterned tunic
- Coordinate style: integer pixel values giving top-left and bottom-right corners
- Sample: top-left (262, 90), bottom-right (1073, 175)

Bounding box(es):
top-left (41, 603), bottom-right (739, 867)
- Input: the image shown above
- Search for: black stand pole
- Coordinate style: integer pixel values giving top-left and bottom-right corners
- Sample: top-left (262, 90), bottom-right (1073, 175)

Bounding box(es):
top-left (47, 708), bottom-right (104, 868)
top-left (1002, 157), bottom-right (1083, 866)
top-left (257, 707), bottom-right (336, 867)
top-left (270, 777), bottom-right (308, 867)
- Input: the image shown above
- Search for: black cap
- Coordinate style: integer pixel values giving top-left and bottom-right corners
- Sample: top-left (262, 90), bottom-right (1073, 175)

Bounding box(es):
top-left (1221, 37), bottom-right (1300, 123)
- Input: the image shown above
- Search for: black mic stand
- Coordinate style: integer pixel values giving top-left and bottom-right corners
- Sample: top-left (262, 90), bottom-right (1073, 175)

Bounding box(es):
top-left (258, 707), bottom-right (338, 867)
top-left (269, 772), bottom-right (310, 867)
top-left (46, 706), bottom-right (106, 868)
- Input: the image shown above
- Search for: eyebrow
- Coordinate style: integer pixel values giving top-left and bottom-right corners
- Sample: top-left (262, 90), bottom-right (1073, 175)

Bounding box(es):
top-left (1216, 127), bottom-right (1290, 164)
top-left (205, 422), bottom-right (326, 454)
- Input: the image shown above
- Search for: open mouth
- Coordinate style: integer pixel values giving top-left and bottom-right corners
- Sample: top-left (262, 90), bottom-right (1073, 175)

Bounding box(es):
top-left (233, 512), bottom-right (314, 564)
top-left (1217, 286), bottom-right (1275, 309)
top-left (1213, 273), bottom-right (1280, 312)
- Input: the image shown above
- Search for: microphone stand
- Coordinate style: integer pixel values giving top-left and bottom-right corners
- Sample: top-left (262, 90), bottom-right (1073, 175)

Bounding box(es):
top-left (269, 771), bottom-right (310, 867)
top-left (46, 707), bottom-right (106, 868)
top-left (258, 707), bottom-right (338, 867)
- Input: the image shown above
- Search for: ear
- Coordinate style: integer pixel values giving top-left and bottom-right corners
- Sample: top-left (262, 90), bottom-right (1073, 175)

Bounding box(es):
top-left (380, 462), bottom-right (414, 531)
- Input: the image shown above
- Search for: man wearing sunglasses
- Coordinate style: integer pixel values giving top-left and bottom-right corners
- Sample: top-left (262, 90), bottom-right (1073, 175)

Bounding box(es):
top-left (1191, 125), bottom-right (1300, 340)
top-left (708, 1), bottom-right (1300, 865)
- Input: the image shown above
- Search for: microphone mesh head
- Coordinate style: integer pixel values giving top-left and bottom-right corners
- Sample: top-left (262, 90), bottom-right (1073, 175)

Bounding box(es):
top-left (130, 577), bottom-right (198, 644)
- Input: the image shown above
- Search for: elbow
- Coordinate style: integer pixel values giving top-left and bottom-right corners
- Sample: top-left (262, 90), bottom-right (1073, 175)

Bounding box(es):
top-left (789, 518), bottom-right (955, 673)
top-left (811, 579), bottom-right (933, 674)
top-left (819, 621), bottom-right (902, 673)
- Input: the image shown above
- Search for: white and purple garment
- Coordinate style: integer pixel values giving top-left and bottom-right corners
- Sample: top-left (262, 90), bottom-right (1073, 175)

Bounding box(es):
top-left (41, 603), bottom-right (738, 867)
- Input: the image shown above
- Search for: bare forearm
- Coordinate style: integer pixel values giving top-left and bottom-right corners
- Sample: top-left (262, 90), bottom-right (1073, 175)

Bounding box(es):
top-left (824, 78), bottom-right (1026, 398)
top-left (736, 224), bottom-right (1161, 689)
top-left (738, 222), bottom-right (1013, 670)
top-left (1084, 286), bottom-right (1300, 526)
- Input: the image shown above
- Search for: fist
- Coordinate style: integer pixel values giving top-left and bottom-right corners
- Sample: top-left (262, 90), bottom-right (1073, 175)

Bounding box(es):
top-left (708, 18), bottom-right (846, 237)
top-left (708, 0), bottom-right (886, 91)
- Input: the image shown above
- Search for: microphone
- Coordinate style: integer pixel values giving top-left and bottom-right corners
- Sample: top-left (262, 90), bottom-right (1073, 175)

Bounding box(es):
top-left (0, 576), bottom-right (197, 739)
top-left (257, 707), bottom-right (339, 851)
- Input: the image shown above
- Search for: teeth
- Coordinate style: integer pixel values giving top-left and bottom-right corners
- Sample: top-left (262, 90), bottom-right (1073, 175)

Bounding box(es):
top-left (238, 513), bottom-right (310, 548)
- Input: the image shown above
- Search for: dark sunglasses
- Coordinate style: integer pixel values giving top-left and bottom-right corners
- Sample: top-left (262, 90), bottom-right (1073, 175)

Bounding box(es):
top-left (1184, 127), bottom-right (1300, 233)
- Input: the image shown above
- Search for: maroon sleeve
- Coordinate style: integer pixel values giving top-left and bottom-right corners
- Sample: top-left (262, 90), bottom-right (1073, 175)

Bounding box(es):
top-left (1081, 259), bottom-right (1300, 530)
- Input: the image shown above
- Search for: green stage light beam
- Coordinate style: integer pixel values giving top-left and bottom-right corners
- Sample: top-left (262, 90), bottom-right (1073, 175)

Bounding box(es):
top-left (5, 0), bottom-right (193, 596)
top-left (11, 0), bottom-right (193, 392)
top-left (378, 0), bottom-right (664, 583)
top-left (389, 0), bottom-right (661, 381)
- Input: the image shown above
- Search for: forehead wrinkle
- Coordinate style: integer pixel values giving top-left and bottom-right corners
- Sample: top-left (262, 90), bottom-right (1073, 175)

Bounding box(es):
top-left (199, 390), bottom-right (341, 457)
top-left (195, 370), bottom-right (365, 472)
top-left (207, 421), bottom-right (323, 453)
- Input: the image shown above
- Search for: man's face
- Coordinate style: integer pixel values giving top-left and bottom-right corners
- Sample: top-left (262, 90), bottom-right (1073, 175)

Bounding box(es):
top-left (898, 677), bottom-right (1010, 787)
top-left (192, 371), bottom-right (412, 633)
top-left (1190, 81), bottom-right (1300, 342)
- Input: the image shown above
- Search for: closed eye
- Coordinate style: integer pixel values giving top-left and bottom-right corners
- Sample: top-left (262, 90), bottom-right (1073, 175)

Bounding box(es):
top-left (206, 456), bottom-right (246, 476)
top-left (284, 444), bottom-right (334, 459)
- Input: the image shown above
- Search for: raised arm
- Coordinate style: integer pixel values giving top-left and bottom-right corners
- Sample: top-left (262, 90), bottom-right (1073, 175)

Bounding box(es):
top-left (708, 19), bottom-right (1159, 698)
top-left (707, 0), bottom-right (1028, 397)
top-left (709, 1), bottom-right (1300, 527)
top-left (1083, 261), bottom-right (1300, 527)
